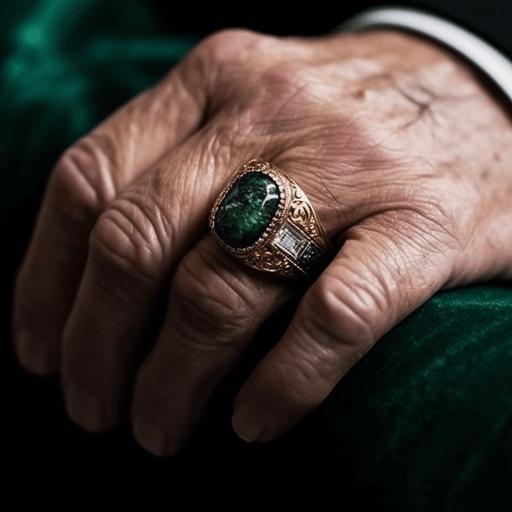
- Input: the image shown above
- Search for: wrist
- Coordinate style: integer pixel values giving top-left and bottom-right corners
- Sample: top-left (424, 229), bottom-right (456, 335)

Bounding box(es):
top-left (339, 6), bottom-right (512, 106)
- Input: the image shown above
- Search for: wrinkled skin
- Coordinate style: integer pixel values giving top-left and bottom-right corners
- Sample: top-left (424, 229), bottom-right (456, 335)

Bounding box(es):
top-left (12, 29), bottom-right (512, 455)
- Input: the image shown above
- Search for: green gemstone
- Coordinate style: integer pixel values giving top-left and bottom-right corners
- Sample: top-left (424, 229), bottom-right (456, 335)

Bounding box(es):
top-left (214, 172), bottom-right (281, 249)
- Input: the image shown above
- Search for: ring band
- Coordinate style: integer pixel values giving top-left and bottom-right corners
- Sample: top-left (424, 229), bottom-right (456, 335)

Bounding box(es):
top-left (209, 160), bottom-right (333, 278)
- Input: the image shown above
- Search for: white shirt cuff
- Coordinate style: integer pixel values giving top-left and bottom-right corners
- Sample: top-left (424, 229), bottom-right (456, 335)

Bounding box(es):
top-left (339, 6), bottom-right (512, 104)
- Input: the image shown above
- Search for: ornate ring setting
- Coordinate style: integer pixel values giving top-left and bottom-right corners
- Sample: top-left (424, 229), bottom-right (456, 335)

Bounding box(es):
top-left (209, 160), bottom-right (333, 278)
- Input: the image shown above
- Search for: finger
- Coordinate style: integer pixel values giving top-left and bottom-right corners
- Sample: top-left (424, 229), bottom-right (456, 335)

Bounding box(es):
top-left (59, 100), bottom-right (278, 432)
top-left (59, 29), bottom-right (299, 433)
top-left (59, 136), bottom-right (225, 432)
top-left (12, 49), bottom-right (208, 375)
top-left (127, 152), bottom-right (414, 454)
top-left (130, 234), bottom-right (292, 456)
top-left (232, 210), bottom-right (458, 442)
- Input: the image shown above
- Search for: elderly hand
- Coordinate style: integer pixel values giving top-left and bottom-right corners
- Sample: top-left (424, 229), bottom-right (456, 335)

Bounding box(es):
top-left (13, 29), bottom-right (512, 455)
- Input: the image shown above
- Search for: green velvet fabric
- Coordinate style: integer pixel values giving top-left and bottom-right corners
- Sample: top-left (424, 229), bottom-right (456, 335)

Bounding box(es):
top-left (2, 0), bottom-right (511, 509)
top-left (0, 0), bottom-right (195, 215)
top-left (312, 285), bottom-right (512, 508)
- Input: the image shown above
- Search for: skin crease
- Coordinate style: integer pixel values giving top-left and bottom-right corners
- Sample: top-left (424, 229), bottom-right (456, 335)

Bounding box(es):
top-left (12, 29), bottom-right (512, 455)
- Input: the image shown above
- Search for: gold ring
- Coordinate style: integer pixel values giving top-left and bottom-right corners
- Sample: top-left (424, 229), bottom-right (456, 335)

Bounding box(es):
top-left (209, 160), bottom-right (333, 278)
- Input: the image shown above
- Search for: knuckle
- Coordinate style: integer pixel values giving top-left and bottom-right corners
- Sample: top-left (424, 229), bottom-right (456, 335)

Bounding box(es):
top-left (303, 270), bottom-right (388, 349)
top-left (89, 197), bottom-right (169, 281)
top-left (171, 248), bottom-right (257, 343)
top-left (196, 28), bottom-right (263, 65)
top-left (51, 140), bottom-right (114, 226)
top-left (182, 29), bottom-right (271, 98)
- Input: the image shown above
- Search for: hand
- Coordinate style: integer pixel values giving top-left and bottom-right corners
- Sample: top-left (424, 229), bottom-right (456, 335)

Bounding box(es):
top-left (13, 29), bottom-right (512, 455)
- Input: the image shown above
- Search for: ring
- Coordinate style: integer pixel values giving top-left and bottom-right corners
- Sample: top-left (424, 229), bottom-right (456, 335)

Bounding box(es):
top-left (209, 160), bottom-right (333, 278)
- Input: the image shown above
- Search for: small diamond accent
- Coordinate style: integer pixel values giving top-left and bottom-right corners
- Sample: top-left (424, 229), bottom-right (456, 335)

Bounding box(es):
top-left (272, 221), bottom-right (308, 260)
top-left (272, 220), bottom-right (326, 275)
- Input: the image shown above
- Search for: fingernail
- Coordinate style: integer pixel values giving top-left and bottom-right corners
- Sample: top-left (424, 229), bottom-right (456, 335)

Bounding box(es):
top-left (232, 405), bottom-right (266, 442)
top-left (65, 382), bottom-right (103, 432)
top-left (16, 330), bottom-right (50, 375)
top-left (132, 416), bottom-right (168, 457)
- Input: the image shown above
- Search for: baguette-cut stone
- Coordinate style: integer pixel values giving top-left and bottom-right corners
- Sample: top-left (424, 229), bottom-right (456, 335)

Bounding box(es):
top-left (273, 221), bottom-right (325, 275)
top-left (214, 172), bottom-right (280, 249)
top-left (273, 221), bottom-right (308, 259)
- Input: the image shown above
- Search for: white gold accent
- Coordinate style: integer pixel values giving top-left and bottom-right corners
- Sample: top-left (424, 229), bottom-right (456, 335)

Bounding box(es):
top-left (272, 221), bottom-right (310, 261)
top-left (339, 6), bottom-right (512, 104)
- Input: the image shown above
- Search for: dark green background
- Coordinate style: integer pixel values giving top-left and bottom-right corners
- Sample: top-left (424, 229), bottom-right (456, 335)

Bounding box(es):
top-left (2, 0), bottom-right (511, 508)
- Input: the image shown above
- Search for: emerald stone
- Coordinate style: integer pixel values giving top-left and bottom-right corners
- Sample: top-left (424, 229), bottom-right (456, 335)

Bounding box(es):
top-left (214, 172), bottom-right (281, 249)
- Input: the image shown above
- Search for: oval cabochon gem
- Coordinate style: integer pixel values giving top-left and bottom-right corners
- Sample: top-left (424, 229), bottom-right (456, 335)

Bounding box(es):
top-left (214, 172), bottom-right (281, 249)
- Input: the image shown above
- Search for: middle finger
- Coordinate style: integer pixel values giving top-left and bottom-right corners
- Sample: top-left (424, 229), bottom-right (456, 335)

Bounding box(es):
top-left (131, 233), bottom-right (292, 455)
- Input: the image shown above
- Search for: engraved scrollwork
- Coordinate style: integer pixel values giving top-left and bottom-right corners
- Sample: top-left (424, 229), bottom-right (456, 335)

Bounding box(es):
top-left (239, 246), bottom-right (298, 277)
top-left (244, 160), bottom-right (270, 173)
top-left (289, 185), bottom-right (321, 240)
